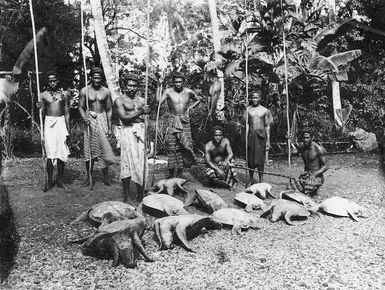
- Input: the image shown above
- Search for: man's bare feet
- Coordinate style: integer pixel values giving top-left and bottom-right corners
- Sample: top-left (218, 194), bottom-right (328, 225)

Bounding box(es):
top-left (57, 180), bottom-right (67, 190)
top-left (43, 181), bottom-right (54, 192)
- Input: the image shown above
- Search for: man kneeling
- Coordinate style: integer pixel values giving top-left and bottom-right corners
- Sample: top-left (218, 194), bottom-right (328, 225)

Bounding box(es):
top-left (204, 126), bottom-right (237, 188)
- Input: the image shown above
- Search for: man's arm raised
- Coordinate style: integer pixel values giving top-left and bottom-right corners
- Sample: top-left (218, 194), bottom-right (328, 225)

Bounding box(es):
top-left (187, 90), bottom-right (201, 113)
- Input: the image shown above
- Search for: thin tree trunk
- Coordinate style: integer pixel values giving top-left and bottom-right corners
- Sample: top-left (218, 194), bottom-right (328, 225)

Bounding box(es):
top-left (90, 0), bottom-right (121, 102)
top-left (208, 0), bottom-right (225, 121)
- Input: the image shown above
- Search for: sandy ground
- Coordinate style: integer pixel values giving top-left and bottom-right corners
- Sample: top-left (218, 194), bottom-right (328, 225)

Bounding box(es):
top-left (1, 153), bottom-right (385, 289)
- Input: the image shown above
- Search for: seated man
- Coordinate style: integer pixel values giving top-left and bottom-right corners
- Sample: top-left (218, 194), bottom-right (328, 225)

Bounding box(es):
top-left (204, 126), bottom-right (237, 188)
top-left (292, 128), bottom-right (328, 196)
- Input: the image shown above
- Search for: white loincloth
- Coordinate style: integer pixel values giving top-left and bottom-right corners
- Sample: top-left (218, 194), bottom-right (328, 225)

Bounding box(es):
top-left (44, 116), bottom-right (70, 163)
top-left (120, 123), bottom-right (148, 187)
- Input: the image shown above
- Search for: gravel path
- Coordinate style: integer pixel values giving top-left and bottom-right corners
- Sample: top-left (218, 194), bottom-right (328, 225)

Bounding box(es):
top-left (1, 153), bottom-right (385, 289)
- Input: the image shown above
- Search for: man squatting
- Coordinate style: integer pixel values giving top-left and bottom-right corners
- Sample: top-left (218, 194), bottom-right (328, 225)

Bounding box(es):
top-left (78, 66), bottom-right (118, 187)
top-left (37, 71), bottom-right (70, 191)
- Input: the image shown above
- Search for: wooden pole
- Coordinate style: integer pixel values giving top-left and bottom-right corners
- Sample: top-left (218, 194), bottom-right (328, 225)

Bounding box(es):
top-left (142, 0), bottom-right (150, 199)
top-left (280, 0), bottom-right (291, 168)
top-left (81, 0), bottom-right (93, 189)
top-left (245, 31), bottom-right (250, 184)
top-left (28, 0), bottom-right (46, 187)
top-left (151, 83), bottom-right (162, 187)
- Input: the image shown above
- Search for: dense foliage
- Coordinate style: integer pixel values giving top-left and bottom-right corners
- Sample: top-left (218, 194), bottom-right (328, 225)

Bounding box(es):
top-left (0, 0), bottom-right (384, 157)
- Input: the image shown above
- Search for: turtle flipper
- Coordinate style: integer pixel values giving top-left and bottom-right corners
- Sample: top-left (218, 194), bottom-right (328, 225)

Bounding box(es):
top-left (347, 210), bottom-right (359, 222)
top-left (260, 204), bottom-right (273, 218)
top-left (70, 209), bottom-right (91, 225)
top-left (175, 224), bottom-right (194, 252)
top-left (267, 188), bottom-right (277, 199)
top-left (283, 212), bottom-right (296, 226)
top-left (137, 203), bottom-right (144, 215)
top-left (132, 232), bottom-right (154, 262)
top-left (231, 219), bottom-right (242, 235)
top-left (183, 191), bottom-right (197, 207)
top-left (153, 185), bottom-right (164, 195)
top-left (176, 182), bottom-right (188, 193)
top-left (153, 221), bottom-right (162, 249)
top-left (245, 204), bottom-right (253, 213)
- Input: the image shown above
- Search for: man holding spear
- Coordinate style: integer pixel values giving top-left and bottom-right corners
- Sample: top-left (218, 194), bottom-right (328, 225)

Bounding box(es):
top-left (37, 71), bottom-right (70, 191)
top-left (114, 71), bottom-right (150, 203)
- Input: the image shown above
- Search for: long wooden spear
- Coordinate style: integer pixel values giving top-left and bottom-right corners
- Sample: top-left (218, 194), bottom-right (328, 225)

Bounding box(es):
top-left (151, 82), bottom-right (162, 187)
top-left (81, 0), bottom-right (93, 189)
top-left (244, 31), bottom-right (250, 184)
top-left (28, 0), bottom-right (46, 188)
top-left (280, 0), bottom-right (291, 167)
top-left (142, 0), bottom-right (150, 200)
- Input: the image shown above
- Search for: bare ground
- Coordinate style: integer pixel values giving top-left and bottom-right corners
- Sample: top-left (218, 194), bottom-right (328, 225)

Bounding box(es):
top-left (1, 153), bottom-right (385, 289)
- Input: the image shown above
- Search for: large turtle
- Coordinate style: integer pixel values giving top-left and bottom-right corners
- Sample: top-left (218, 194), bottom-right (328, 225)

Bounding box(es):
top-left (245, 182), bottom-right (275, 199)
top-left (234, 191), bottom-right (264, 212)
top-left (260, 199), bottom-right (314, 225)
top-left (152, 214), bottom-right (221, 252)
top-left (211, 208), bottom-right (262, 235)
top-left (138, 194), bottom-right (189, 217)
top-left (278, 190), bottom-right (319, 210)
top-left (149, 178), bottom-right (189, 198)
top-left (70, 201), bottom-right (137, 226)
top-left (318, 196), bottom-right (368, 221)
top-left (185, 189), bottom-right (228, 213)
top-left (70, 217), bottom-right (154, 268)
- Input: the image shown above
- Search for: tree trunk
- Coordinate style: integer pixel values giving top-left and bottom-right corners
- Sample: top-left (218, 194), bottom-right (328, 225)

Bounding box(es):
top-left (90, 0), bottom-right (121, 102)
top-left (207, 0), bottom-right (225, 121)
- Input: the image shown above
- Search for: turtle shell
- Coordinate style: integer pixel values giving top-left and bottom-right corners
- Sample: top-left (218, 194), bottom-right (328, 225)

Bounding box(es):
top-left (89, 201), bottom-right (136, 223)
top-left (280, 190), bottom-right (318, 209)
top-left (142, 194), bottom-right (188, 217)
top-left (212, 208), bottom-right (258, 228)
top-left (234, 192), bottom-right (264, 209)
top-left (319, 196), bottom-right (361, 217)
top-left (195, 189), bottom-right (227, 212)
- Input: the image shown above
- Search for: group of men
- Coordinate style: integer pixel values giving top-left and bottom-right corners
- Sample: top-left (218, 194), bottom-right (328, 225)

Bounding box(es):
top-left (38, 67), bottom-right (328, 202)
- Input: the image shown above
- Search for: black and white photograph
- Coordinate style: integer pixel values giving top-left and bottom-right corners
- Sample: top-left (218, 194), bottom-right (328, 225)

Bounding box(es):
top-left (0, 0), bottom-right (384, 288)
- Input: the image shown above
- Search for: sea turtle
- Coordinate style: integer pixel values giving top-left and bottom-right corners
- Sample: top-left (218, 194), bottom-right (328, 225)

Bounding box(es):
top-left (185, 189), bottom-right (228, 213)
top-left (318, 196), bottom-right (368, 221)
top-left (234, 191), bottom-right (264, 212)
top-left (260, 199), bottom-right (313, 225)
top-left (279, 190), bottom-right (318, 210)
top-left (211, 208), bottom-right (262, 235)
top-left (70, 217), bottom-right (154, 268)
top-left (138, 194), bottom-right (189, 217)
top-left (149, 178), bottom-right (189, 198)
top-left (70, 201), bottom-right (137, 226)
top-left (152, 214), bottom-right (221, 252)
top-left (245, 182), bottom-right (275, 199)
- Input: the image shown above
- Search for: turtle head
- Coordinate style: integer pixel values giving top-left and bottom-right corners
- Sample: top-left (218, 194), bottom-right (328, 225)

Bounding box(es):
top-left (357, 207), bottom-right (369, 218)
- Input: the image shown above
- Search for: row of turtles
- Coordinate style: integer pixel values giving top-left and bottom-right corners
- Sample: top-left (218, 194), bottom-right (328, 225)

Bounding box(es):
top-left (69, 178), bottom-right (368, 268)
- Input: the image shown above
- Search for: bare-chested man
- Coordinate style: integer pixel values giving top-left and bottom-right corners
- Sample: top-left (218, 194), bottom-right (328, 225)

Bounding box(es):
top-left (78, 66), bottom-right (118, 187)
top-left (37, 71), bottom-right (70, 191)
top-left (158, 72), bottom-right (201, 178)
top-left (204, 126), bottom-right (237, 188)
top-left (293, 128), bottom-right (329, 196)
top-left (243, 90), bottom-right (271, 184)
top-left (114, 72), bottom-right (150, 203)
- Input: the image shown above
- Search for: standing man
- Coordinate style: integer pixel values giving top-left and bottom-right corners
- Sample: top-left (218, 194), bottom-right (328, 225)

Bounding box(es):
top-left (158, 72), bottom-right (200, 178)
top-left (114, 72), bottom-right (150, 203)
top-left (37, 71), bottom-right (70, 191)
top-left (243, 90), bottom-right (271, 185)
top-left (78, 66), bottom-right (118, 187)
top-left (293, 128), bottom-right (329, 196)
top-left (204, 126), bottom-right (237, 188)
